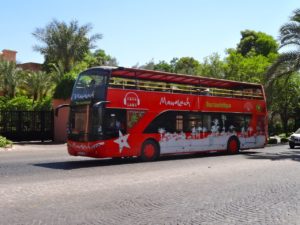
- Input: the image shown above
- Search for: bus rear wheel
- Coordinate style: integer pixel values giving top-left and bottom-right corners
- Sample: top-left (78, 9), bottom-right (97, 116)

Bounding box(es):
top-left (140, 140), bottom-right (159, 162)
top-left (227, 137), bottom-right (240, 154)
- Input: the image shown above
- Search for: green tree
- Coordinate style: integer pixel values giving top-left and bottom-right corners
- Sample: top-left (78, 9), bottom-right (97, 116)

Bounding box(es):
top-left (237, 30), bottom-right (278, 57)
top-left (266, 9), bottom-right (300, 85)
top-left (49, 61), bottom-right (65, 84)
top-left (138, 59), bottom-right (174, 72)
top-left (138, 59), bottom-right (155, 70)
top-left (64, 49), bottom-right (118, 77)
top-left (33, 19), bottom-right (102, 72)
top-left (269, 74), bottom-right (300, 135)
top-left (224, 49), bottom-right (276, 83)
top-left (153, 60), bottom-right (173, 72)
top-left (0, 61), bottom-right (23, 98)
top-left (174, 57), bottom-right (200, 75)
top-left (199, 53), bottom-right (225, 78)
top-left (224, 30), bottom-right (278, 83)
top-left (90, 49), bottom-right (118, 67)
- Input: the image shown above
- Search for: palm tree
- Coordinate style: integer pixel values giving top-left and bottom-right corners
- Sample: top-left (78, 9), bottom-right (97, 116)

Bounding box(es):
top-left (33, 19), bottom-right (102, 73)
top-left (0, 60), bottom-right (22, 98)
top-left (49, 61), bottom-right (65, 84)
top-left (266, 8), bottom-right (300, 86)
top-left (22, 71), bottom-right (54, 101)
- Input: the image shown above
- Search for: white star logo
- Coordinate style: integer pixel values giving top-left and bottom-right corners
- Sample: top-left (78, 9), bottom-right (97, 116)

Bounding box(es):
top-left (114, 130), bottom-right (130, 153)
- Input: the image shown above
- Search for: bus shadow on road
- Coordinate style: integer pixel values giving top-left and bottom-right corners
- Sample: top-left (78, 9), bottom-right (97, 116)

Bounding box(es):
top-left (33, 152), bottom-right (236, 170)
top-left (33, 153), bottom-right (227, 170)
top-left (33, 158), bottom-right (141, 170)
top-left (243, 148), bottom-right (300, 162)
top-left (33, 151), bottom-right (265, 170)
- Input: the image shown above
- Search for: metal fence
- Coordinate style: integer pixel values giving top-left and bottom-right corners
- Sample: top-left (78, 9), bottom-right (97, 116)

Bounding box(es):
top-left (0, 111), bottom-right (54, 142)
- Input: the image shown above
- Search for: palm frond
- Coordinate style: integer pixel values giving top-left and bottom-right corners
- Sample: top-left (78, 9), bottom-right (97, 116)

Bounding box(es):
top-left (265, 51), bottom-right (300, 87)
top-left (291, 8), bottom-right (300, 22)
top-left (279, 22), bottom-right (300, 46)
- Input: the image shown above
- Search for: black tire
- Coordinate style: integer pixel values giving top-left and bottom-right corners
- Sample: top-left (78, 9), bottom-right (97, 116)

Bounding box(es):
top-left (227, 136), bottom-right (240, 154)
top-left (289, 143), bottom-right (295, 149)
top-left (140, 140), bottom-right (160, 162)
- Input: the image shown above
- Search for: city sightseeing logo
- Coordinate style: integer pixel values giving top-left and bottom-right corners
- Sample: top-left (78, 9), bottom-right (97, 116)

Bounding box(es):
top-left (123, 92), bottom-right (141, 107)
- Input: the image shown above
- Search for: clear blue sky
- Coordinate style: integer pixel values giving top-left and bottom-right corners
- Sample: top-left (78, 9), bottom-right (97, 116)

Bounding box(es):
top-left (1, 0), bottom-right (299, 67)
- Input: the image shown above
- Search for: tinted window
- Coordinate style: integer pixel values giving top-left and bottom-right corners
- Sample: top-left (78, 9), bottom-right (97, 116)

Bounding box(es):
top-left (144, 111), bottom-right (179, 133)
top-left (222, 114), bottom-right (251, 132)
top-left (185, 113), bottom-right (202, 132)
top-left (144, 111), bottom-right (251, 134)
top-left (103, 108), bottom-right (126, 138)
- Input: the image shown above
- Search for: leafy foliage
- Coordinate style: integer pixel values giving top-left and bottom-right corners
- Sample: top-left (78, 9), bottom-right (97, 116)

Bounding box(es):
top-left (53, 74), bottom-right (76, 99)
top-left (0, 96), bottom-right (52, 111)
top-left (199, 53), bottom-right (225, 78)
top-left (268, 74), bottom-right (300, 134)
top-left (153, 60), bottom-right (174, 72)
top-left (0, 136), bottom-right (12, 148)
top-left (174, 57), bottom-right (201, 75)
top-left (0, 60), bottom-right (23, 98)
top-left (33, 19), bottom-right (102, 72)
top-left (224, 49), bottom-right (277, 83)
top-left (33, 96), bottom-right (53, 110)
top-left (21, 71), bottom-right (54, 101)
top-left (4, 96), bottom-right (34, 110)
top-left (237, 30), bottom-right (278, 57)
top-left (87, 49), bottom-right (118, 67)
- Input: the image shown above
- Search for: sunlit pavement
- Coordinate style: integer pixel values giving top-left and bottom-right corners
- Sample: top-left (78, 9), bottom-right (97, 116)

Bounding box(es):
top-left (1, 143), bottom-right (300, 225)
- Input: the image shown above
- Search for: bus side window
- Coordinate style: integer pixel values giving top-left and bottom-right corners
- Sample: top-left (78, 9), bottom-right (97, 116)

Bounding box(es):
top-left (144, 111), bottom-right (176, 133)
top-left (184, 113), bottom-right (202, 133)
top-left (202, 114), bottom-right (211, 132)
top-left (256, 116), bottom-right (265, 134)
top-left (211, 114), bottom-right (222, 133)
top-left (127, 110), bottom-right (145, 130)
top-left (104, 109), bottom-right (126, 136)
top-left (176, 114), bottom-right (183, 132)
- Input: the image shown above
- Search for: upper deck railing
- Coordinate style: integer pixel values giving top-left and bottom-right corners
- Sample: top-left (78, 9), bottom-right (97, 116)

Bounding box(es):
top-left (85, 67), bottom-right (265, 100)
top-left (109, 77), bottom-right (264, 100)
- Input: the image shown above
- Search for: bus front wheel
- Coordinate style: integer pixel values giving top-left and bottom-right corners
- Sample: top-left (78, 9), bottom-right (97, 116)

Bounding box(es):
top-left (140, 140), bottom-right (160, 162)
top-left (227, 137), bottom-right (240, 154)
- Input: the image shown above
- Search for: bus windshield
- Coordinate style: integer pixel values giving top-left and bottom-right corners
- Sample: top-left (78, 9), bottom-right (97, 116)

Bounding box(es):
top-left (71, 71), bottom-right (108, 102)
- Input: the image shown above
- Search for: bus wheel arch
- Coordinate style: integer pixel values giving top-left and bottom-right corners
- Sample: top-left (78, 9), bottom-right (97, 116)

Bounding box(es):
top-left (140, 139), bottom-right (160, 162)
top-left (227, 136), bottom-right (240, 154)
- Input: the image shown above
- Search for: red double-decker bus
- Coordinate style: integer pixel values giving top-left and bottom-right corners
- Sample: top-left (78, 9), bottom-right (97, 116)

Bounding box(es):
top-left (57, 66), bottom-right (267, 161)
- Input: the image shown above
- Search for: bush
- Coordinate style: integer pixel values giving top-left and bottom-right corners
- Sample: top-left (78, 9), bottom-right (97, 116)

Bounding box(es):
top-left (53, 74), bottom-right (75, 99)
top-left (6, 96), bottom-right (33, 110)
top-left (0, 96), bottom-right (8, 110)
top-left (0, 96), bottom-right (53, 111)
top-left (0, 136), bottom-right (12, 148)
top-left (280, 137), bottom-right (289, 143)
top-left (33, 96), bottom-right (53, 110)
top-left (268, 138), bottom-right (278, 144)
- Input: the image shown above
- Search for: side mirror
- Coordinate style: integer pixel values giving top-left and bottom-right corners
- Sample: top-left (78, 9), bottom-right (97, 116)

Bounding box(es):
top-left (55, 104), bottom-right (70, 117)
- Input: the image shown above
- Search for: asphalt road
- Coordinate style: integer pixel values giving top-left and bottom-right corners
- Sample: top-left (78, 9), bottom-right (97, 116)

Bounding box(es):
top-left (1, 144), bottom-right (300, 225)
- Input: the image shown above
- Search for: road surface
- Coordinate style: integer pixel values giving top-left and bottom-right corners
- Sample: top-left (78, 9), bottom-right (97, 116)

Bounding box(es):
top-left (1, 144), bottom-right (300, 225)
